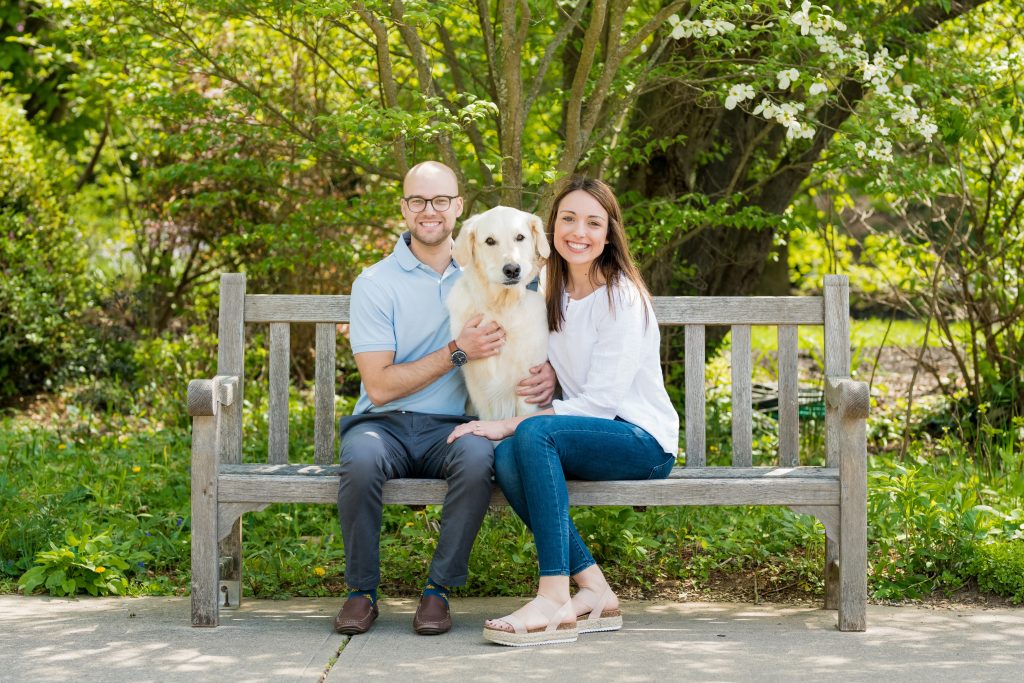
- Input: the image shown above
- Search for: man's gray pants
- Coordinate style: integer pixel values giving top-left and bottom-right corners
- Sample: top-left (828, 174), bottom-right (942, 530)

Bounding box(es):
top-left (337, 411), bottom-right (494, 590)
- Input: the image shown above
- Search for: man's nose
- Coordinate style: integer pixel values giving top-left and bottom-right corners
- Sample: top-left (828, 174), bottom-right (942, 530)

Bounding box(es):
top-left (503, 263), bottom-right (521, 280)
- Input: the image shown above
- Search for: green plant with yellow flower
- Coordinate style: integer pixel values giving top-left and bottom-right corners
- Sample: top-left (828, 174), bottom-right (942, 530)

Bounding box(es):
top-left (18, 526), bottom-right (148, 597)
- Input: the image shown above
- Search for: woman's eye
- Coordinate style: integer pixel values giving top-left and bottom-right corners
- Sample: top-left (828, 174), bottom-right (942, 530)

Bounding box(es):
top-left (515, 234), bottom-right (525, 241)
top-left (485, 237), bottom-right (496, 246)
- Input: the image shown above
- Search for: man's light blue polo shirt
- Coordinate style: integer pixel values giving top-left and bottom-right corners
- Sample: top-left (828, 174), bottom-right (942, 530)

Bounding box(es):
top-left (349, 232), bottom-right (466, 415)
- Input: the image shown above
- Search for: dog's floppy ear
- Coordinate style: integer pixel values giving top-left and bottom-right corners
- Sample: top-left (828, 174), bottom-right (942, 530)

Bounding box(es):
top-left (529, 214), bottom-right (550, 261)
top-left (453, 215), bottom-right (478, 268)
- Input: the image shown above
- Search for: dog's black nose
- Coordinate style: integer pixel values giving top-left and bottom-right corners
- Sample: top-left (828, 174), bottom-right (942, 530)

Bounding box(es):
top-left (503, 264), bottom-right (521, 280)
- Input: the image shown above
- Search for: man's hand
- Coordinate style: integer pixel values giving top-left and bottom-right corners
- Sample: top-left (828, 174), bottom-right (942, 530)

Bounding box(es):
top-left (456, 313), bottom-right (504, 360)
top-left (517, 361), bottom-right (556, 405)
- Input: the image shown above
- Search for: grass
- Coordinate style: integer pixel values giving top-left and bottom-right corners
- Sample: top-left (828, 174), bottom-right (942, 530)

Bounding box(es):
top-left (746, 318), bottom-right (962, 355)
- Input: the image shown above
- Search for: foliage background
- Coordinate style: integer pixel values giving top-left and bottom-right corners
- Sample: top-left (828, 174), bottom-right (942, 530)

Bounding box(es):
top-left (1, 0), bottom-right (1022, 603)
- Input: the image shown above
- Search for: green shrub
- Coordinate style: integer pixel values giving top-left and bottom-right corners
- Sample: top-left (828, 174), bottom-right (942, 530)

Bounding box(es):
top-left (970, 541), bottom-right (1024, 604)
top-left (0, 96), bottom-right (93, 400)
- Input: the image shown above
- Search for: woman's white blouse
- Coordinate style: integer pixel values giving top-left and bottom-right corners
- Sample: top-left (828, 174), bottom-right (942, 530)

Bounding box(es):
top-left (548, 279), bottom-right (680, 455)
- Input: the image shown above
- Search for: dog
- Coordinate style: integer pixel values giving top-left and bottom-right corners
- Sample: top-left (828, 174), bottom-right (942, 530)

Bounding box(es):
top-left (447, 206), bottom-right (550, 421)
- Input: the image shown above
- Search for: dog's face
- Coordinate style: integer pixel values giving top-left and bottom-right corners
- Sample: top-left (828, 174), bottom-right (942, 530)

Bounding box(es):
top-left (453, 206), bottom-right (550, 286)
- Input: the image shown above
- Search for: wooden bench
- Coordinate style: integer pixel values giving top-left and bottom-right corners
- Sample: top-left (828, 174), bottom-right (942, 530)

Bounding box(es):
top-left (188, 273), bottom-right (868, 631)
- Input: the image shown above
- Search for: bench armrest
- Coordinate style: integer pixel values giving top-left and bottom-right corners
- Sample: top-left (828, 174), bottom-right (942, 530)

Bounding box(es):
top-left (187, 375), bottom-right (240, 416)
top-left (824, 377), bottom-right (869, 421)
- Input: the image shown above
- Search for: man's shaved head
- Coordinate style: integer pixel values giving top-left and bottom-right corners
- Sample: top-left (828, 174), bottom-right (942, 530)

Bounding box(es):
top-left (400, 160), bottom-right (464, 250)
top-left (404, 161), bottom-right (459, 196)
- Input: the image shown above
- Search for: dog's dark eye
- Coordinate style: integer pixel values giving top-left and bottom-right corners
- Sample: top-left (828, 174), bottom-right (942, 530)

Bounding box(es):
top-left (484, 237), bottom-right (496, 246)
top-left (515, 234), bottom-right (525, 241)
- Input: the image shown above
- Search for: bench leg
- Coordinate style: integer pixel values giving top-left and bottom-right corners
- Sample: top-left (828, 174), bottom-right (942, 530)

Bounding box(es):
top-left (219, 520), bottom-right (243, 610)
top-left (825, 536), bottom-right (839, 610)
top-left (191, 415), bottom-right (220, 627)
top-left (838, 417), bottom-right (867, 631)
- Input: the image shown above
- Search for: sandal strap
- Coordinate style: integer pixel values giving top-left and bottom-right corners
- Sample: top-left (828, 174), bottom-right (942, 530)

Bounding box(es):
top-left (575, 587), bottom-right (613, 620)
top-left (493, 595), bottom-right (575, 634)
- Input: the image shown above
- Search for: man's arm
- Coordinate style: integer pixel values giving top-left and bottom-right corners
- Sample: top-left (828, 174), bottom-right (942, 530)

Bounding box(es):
top-left (356, 314), bottom-right (503, 407)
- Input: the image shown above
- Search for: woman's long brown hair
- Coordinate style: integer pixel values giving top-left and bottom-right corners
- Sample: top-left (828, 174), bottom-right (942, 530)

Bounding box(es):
top-left (545, 176), bottom-right (652, 332)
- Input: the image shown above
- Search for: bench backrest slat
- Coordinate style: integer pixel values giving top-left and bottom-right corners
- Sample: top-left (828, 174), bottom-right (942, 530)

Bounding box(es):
top-left (268, 323), bottom-right (290, 464)
top-left (777, 324), bottom-right (800, 467)
top-left (823, 276), bottom-right (851, 469)
top-left (684, 325), bottom-right (706, 467)
top-left (218, 274), bottom-right (246, 464)
top-left (652, 297), bottom-right (823, 325)
top-left (246, 295), bottom-right (350, 323)
top-left (730, 325), bottom-right (753, 467)
top-left (242, 294), bottom-right (823, 326)
top-left (314, 323), bottom-right (337, 466)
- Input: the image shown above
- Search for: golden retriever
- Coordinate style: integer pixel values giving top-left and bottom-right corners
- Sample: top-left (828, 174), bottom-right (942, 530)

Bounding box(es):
top-left (448, 206), bottom-right (550, 421)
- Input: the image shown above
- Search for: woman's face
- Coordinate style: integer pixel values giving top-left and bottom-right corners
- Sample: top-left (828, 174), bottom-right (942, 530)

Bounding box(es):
top-left (553, 189), bottom-right (609, 272)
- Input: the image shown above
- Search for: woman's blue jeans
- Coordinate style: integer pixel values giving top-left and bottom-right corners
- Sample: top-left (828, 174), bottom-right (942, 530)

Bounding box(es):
top-left (494, 415), bottom-right (675, 577)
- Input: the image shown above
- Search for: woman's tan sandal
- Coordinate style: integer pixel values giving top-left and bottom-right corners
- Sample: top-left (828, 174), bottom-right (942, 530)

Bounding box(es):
top-left (573, 587), bottom-right (623, 634)
top-left (482, 596), bottom-right (578, 647)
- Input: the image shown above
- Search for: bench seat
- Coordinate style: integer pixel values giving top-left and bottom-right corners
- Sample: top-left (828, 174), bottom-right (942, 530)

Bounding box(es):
top-left (218, 464), bottom-right (840, 507)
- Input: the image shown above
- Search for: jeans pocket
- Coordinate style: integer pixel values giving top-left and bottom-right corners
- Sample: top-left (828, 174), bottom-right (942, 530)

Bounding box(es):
top-left (647, 454), bottom-right (677, 480)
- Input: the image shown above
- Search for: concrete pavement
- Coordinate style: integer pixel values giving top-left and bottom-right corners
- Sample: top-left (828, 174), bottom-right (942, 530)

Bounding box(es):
top-left (1, 595), bottom-right (1022, 682)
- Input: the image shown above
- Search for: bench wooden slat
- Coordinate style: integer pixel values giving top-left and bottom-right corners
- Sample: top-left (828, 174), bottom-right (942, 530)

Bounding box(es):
top-left (730, 325), bottom-right (752, 467)
top-left (268, 323), bottom-right (290, 464)
top-left (653, 296), bottom-right (824, 325)
top-left (778, 324), bottom-right (799, 466)
top-left (221, 464), bottom-right (837, 479)
top-left (314, 323), bottom-right (336, 466)
top-left (218, 274), bottom-right (246, 465)
top-left (243, 294), bottom-right (825, 326)
top-left (685, 325), bottom-right (705, 467)
top-left (217, 467), bottom-right (839, 507)
top-left (824, 275), bottom-right (850, 470)
top-left (245, 295), bottom-right (350, 323)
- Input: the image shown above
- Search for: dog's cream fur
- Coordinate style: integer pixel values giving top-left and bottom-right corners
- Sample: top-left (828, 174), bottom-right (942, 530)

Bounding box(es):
top-left (447, 206), bottom-right (550, 421)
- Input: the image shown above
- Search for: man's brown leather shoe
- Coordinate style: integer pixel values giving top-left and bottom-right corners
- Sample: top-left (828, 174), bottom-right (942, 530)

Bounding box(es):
top-left (333, 595), bottom-right (379, 635)
top-left (413, 594), bottom-right (452, 635)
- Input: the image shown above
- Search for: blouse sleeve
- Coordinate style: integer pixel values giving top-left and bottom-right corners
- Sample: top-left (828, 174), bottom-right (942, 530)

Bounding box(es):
top-left (552, 282), bottom-right (648, 419)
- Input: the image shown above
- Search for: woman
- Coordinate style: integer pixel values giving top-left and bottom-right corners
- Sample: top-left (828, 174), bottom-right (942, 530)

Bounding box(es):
top-left (447, 177), bottom-right (679, 647)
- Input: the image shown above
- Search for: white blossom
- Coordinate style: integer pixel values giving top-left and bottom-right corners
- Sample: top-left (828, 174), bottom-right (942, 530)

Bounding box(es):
top-left (724, 83), bottom-right (756, 110)
top-left (866, 139), bottom-right (893, 163)
top-left (753, 97), bottom-right (779, 119)
top-left (777, 68), bottom-right (800, 90)
top-left (854, 141), bottom-right (867, 159)
top-left (893, 105), bottom-right (919, 125)
top-left (916, 116), bottom-right (938, 142)
top-left (809, 80), bottom-right (828, 96)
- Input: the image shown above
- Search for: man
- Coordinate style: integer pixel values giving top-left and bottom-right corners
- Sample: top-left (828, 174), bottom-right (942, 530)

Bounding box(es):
top-left (334, 161), bottom-right (555, 636)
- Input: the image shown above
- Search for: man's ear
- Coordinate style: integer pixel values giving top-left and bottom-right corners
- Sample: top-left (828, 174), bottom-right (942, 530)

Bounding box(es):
top-left (453, 215), bottom-right (477, 267)
top-left (530, 214), bottom-right (550, 261)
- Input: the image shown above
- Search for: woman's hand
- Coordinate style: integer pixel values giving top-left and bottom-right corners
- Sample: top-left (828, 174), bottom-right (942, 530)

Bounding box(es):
top-left (447, 419), bottom-right (514, 444)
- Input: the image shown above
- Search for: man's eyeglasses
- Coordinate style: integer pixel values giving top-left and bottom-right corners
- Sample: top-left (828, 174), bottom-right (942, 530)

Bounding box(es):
top-left (403, 195), bottom-right (458, 213)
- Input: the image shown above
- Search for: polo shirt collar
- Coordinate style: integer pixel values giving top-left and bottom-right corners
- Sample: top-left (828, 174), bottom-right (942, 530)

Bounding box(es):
top-left (394, 231), bottom-right (458, 275)
top-left (394, 232), bottom-right (421, 272)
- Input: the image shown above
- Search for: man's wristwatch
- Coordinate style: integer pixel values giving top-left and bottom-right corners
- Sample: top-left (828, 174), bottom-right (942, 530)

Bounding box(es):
top-left (448, 340), bottom-right (468, 367)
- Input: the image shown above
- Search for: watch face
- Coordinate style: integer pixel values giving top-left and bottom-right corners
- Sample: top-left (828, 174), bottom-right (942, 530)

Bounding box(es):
top-left (451, 349), bottom-right (469, 367)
